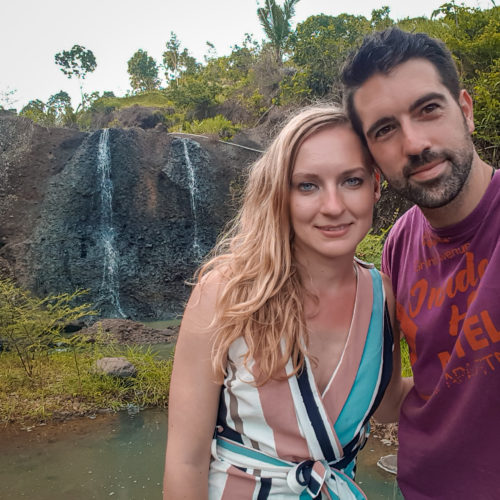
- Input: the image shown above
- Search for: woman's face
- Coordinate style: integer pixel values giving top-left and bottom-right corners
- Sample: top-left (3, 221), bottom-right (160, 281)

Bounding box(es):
top-left (289, 125), bottom-right (380, 264)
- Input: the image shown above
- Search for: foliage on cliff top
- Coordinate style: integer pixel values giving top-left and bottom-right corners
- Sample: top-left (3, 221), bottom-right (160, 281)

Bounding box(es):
top-left (91, 90), bottom-right (174, 111)
top-left (18, 5), bottom-right (499, 161)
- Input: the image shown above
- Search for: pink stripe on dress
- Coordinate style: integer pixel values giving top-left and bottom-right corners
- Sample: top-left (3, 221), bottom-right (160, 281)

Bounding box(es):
top-left (322, 263), bottom-right (373, 422)
top-left (220, 465), bottom-right (257, 500)
top-left (255, 366), bottom-right (311, 461)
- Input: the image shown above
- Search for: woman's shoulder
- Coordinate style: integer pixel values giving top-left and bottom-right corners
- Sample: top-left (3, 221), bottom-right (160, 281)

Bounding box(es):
top-left (187, 267), bottom-right (229, 314)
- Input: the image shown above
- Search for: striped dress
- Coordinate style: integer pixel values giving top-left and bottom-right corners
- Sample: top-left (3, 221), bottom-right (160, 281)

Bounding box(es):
top-left (209, 262), bottom-right (393, 499)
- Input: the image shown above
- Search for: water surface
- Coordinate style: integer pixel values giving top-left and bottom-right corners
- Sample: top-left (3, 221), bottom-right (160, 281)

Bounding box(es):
top-left (0, 409), bottom-right (402, 499)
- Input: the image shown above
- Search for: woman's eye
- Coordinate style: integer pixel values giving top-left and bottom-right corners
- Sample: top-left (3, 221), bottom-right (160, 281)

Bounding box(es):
top-left (345, 177), bottom-right (363, 187)
top-left (298, 182), bottom-right (317, 192)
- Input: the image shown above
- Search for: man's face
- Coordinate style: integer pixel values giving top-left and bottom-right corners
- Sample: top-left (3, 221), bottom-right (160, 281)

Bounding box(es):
top-left (353, 58), bottom-right (475, 209)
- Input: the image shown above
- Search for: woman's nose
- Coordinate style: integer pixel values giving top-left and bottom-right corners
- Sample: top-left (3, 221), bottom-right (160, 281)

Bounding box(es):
top-left (320, 188), bottom-right (345, 215)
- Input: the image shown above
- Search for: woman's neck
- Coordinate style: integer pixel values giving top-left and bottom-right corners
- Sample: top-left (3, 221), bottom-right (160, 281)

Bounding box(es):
top-left (294, 253), bottom-right (356, 295)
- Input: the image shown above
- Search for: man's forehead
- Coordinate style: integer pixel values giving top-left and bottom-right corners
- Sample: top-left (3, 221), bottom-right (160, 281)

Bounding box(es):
top-left (353, 59), bottom-right (446, 127)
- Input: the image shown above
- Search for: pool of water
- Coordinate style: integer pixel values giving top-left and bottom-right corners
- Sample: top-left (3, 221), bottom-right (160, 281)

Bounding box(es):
top-left (0, 409), bottom-right (402, 499)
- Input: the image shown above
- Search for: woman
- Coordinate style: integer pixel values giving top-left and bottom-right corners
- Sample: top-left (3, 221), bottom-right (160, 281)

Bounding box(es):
top-left (164, 106), bottom-right (412, 499)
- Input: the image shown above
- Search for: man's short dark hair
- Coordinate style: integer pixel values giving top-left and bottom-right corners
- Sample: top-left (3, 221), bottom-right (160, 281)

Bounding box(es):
top-left (341, 27), bottom-right (461, 140)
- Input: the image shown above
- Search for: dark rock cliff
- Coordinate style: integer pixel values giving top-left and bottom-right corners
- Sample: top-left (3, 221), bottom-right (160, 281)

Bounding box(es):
top-left (0, 111), bottom-right (410, 320)
top-left (0, 113), bottom-right (258, 319)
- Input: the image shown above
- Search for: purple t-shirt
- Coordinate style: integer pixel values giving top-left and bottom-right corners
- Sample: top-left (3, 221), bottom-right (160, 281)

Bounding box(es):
top-left (382, 170), bottom-right (500, 499)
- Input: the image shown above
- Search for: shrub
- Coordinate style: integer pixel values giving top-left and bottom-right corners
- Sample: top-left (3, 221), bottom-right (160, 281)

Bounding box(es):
top-left (181, 115), bottom-right (240, 139)
top-left (0, 278), bottom-right (95, 380)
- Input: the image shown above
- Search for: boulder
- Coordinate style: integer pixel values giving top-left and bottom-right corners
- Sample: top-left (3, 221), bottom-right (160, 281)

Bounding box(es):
top-left (94, 357), bottom-right (137, 378)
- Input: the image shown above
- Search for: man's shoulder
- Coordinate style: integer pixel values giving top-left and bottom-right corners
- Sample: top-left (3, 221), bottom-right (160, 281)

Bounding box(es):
top-left (381, 206), bottom-right (422, 275)
top-left (386, 205), bottom-right (421, 243)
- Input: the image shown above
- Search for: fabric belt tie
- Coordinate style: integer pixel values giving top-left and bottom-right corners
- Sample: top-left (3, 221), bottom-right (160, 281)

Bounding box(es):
top-left (286, 459), bottom-right (329, 497)
top-left (213, 437), bottom-right (367, 500)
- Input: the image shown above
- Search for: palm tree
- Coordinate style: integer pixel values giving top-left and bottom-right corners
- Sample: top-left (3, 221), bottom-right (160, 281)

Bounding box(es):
top-left (257, 0), bottom-right (301, 64)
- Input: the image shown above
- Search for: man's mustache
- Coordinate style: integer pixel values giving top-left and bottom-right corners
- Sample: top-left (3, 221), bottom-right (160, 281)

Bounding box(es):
top-left (403, 150), bottom-right (448, 178)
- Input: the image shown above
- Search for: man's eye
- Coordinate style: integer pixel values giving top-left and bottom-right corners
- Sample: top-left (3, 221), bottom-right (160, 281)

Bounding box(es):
top-left (422, 103), bottom-right (439, 114)
top-left (298, 182), bottom-right (317, 192)
top-left (375, 124), bottom-right (395, 138)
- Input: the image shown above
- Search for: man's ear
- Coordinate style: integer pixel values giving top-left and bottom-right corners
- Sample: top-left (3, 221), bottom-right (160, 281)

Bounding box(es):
top-left (459, 89), bottom-right (475, 134)
top-left (374, 169), bottom-right (382, 203)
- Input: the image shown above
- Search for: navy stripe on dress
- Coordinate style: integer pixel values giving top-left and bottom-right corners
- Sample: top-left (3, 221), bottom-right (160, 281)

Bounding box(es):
top-left (256, 477), bottom-right (272, 500)
top-left (296, 366), bottom-right (337, 462)
top-left (216, 386), bottom-right (244, 444)
top-left (362, 302), bottom-right (394, 427)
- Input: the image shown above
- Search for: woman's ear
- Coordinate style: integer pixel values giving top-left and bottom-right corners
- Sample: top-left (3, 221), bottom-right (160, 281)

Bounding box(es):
top-left (374, 169), bottom-right (382, 203)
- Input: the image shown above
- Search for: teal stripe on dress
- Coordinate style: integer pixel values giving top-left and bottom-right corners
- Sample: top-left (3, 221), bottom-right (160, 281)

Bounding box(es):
top-left (335, 268), bottom-right (384, 443)
top-left (217, 438), bottom-right (289, 467)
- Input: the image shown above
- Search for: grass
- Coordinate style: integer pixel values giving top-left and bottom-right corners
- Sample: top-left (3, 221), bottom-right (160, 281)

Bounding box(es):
top-left (93, 91), bottom-right (174, 110)
top-left (400, 338), bottom-right (413, 377)
top-left (176, 114), bottom-right (241, 139)
top-left (0, 343), bottom-right (172, 426)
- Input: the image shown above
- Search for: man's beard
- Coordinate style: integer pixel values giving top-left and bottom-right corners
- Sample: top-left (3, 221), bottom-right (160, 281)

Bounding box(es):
top-left (385, 135), bottom-right (474, 209)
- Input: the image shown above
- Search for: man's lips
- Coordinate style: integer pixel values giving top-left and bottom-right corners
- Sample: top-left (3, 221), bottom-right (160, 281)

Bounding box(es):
top-left (407, 159), bottom-right (448, 181)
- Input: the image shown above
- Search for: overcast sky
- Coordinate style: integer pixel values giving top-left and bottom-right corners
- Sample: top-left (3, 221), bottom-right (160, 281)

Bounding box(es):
top-left (1, 0), bottom-right (493, 109)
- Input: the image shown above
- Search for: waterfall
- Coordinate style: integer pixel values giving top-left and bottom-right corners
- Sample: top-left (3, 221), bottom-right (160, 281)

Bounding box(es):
top-left (182, 139), bottom-right (202, 260)
top-left (97, 129), bottom-right (125, 318)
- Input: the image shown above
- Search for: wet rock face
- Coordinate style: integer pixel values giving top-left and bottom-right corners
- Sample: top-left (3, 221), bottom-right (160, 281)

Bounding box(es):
top-left (0, 114), bottom-right (256, 320)
top-left (0, 113), bottom-right (412, 320)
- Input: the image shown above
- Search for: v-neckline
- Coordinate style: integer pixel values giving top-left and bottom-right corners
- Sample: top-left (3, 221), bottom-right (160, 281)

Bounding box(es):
top-left (316, 263), bottom-right (359, 398)
top-left (320, 263), bottom-right (375, 424)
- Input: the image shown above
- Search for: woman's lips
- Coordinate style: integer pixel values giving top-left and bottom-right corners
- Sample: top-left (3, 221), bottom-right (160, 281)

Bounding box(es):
top-left (315, 223), bottom-right (351, 236)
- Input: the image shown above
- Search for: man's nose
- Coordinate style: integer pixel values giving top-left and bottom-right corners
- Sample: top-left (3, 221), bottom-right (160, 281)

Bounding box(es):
top-left (401, 121), bottom-right (432, 157)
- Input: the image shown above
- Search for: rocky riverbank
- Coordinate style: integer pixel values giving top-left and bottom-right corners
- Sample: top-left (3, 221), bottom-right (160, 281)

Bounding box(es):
top-left (77, 318), bottom-right (179, 345)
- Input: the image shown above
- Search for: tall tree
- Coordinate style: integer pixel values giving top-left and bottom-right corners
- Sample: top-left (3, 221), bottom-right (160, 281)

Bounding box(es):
top-left (127, 49), bottom-right (160, 92)
top-left (257, 0), bottom-right (301, 64)
top-left (20, 99), bottom-right (55, 125)
top-left (47, 90), bottom-right (73, 126)
top-left (371, 6), bottom-right (394, 30)
top-left (163, 32), bottom-right (198, 82)
top-left (289, 14), bottom-right (370, 97)
top-left (54, 45), bottom-right (97, 108)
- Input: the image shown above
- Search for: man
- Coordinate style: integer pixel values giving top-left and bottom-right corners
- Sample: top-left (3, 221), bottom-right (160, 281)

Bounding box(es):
top-left (342, 28), bottom-right (499, 499)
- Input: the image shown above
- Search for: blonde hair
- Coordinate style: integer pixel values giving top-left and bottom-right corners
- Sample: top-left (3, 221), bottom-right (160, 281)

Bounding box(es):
top-left (198, 106), bottom-right (360, 384)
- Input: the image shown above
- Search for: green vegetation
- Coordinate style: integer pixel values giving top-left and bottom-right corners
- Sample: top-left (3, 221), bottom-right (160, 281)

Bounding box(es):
top-left (400, 339), bottom-right (413, 377)
top-left (17, 4), bottom-right (498, 163)
top-left (0, 278), bottom-right (96, 380)
top-left (257, 0), bottom-right (301, 64)
top-left (93, 91), bottom-right (173, 109)
top-left (0, 343), bottom-right (172, 425)
top-left (54, 44), bottom-right (97, 110)
top-left (178, 115), bottom-right (241, 139)
top-left (356, 224), bottom-right (414, 378)
top-left (356, 229), bottom-right (388, 270)
top-left (127, 49), bottom-right (160, 92)
top-left (0, 278), bottom-right (172, 425)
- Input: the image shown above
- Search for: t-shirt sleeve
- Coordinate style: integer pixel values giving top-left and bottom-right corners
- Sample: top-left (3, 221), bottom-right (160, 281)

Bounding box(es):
top-left (381, 233), bottom-right (393, 277)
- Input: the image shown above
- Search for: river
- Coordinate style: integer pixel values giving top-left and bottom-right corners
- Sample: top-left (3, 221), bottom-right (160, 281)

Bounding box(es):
top-left (0, 408), bottom-right (402, 499)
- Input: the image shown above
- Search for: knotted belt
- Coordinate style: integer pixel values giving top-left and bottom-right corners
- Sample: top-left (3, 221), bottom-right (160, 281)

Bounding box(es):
top-left (212, 436), bottom-right (367, 499)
